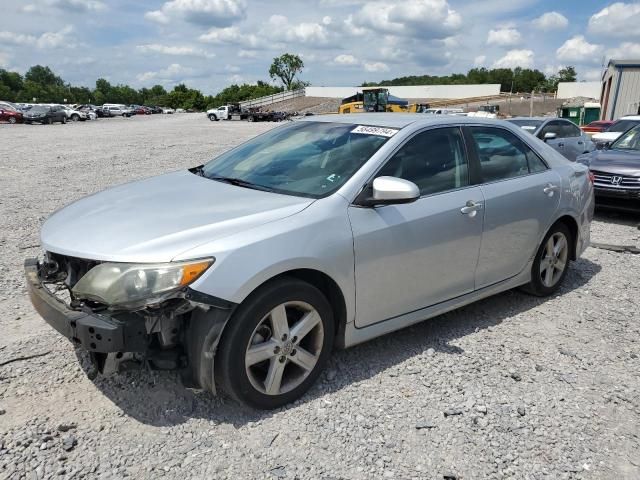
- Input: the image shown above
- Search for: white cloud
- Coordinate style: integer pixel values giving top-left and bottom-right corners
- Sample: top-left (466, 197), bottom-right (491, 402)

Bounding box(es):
top-left (556, 35), bottom-right (603, 62)
top-left (265, 15), bottom-right (331, 45)
top-left (588, 2), bottom-right (640, 38)
top-left (487, 28), bottom-right (521, 47)
top-left (49, 0), bottom-right (106, 12)
top-left (532, 11), bottom-right (568, 30)
top-left (21, 4), bottom-right (37, 13)
top-left (0, 51), bottom-right (10, 67)
top-left (136, 44), bottom-right (215, 58)
top-left (0, 26), bottom-right (75, 49)
top-left (607, 41), bottom-right (640, 59)
top-left (146, 0), bottom-right (246, 27)
top-left (334, 54), bottom-right (359, 65)
top-left (474, 55), bottom-right (486, 66)
top-left (364, 61), bottom-right (389, 72)
top-left (354, 0), bottom-right (462, 40)
top-left (238, 49), bottom-right (257, 58)
top-left (583, 69), bottom-right (603, 81)
top-left (199, 26), bottom-right (261, 48)
top-left (493, 49), bottom-right (534, 68)
top-left (137, 63), bottom-right (193, 83)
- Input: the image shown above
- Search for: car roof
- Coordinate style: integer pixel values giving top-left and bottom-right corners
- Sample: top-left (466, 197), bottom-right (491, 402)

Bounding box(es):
top-left (299, 113), bottom-right (517, 129)
top-left (508, 116), bottom-right (559, 122)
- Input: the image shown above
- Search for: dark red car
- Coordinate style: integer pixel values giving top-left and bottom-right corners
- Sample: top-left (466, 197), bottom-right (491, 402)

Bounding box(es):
top-left (134, 106), bottom-right (151, 115)
top-left (581, 120), bottom-right (614, 135)
top-left (0, 108), bottom-right (23, 124)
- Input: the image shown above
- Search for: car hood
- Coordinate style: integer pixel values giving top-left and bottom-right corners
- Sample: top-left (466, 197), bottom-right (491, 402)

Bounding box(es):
top-left (581, 149), bottom-right (640, 176)
top-left (41, 170), bottom-right (314, 263)
top-left (592, 131), bottom-right (622, 142)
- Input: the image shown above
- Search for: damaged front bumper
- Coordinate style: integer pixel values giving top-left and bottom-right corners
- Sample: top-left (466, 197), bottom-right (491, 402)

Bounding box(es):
top-left (24, 257), bottom-right (236, 391)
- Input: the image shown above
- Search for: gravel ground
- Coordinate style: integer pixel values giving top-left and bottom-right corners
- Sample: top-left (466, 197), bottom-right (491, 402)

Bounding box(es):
top-left (0, 114), bottom-right (639, 480)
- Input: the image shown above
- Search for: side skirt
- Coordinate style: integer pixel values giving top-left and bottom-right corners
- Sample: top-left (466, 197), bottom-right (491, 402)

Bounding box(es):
top-left (342, 265), bottom-right (532, 349)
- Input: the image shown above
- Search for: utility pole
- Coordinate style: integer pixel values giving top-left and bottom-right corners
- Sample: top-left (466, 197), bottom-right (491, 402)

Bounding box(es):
top-left (529, 90), bottom-right (534, 117)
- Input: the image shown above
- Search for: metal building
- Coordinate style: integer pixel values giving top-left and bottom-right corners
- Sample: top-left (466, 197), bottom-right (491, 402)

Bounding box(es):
top-left (600, 59), bottom-right (640, 120)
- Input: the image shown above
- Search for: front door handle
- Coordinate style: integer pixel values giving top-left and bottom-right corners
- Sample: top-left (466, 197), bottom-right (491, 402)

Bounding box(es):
top-left (460, 200), bottom-right (483, 217)
top-left (543, 183), bottom-right (560, 196)
top-left (558, 142), bottom-right (565, 147)
top-left (577, 141), bottom-right (584, 145)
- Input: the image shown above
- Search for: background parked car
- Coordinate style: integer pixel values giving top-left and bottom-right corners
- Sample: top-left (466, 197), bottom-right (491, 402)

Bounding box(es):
top-left (577, 123), bottom-right (640, 212)
top-left (581, 120), bottom-right (614, 136)
top-left (61, 106), bottom-right (88, 122)
top-left (591, 116), bottom-right (640, 146)
top-left (162, 107), bottom-right (174, 114)
top-left (0, 107), bottom-right (23, 124)
top-left (23, 105), bottom-right (67, 124)
top-left (103, 105), bottom-right (133, 117)
top-left (507, 117), bottom-right (594, 161)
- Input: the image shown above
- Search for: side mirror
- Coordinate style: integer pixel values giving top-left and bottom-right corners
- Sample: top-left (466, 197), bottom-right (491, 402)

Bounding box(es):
top-left (356, 176), bottom-right (420, 207)
top-left (596, 141), bottom-right (610, 150)
top-left (543, 132), bottom-right (557, 142)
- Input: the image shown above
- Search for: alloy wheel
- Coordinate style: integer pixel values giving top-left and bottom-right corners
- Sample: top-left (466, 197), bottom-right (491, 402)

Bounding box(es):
top-left (245, 301), bottom-right (324, 396)
top-left (539, 232), bottom-right (568, 288)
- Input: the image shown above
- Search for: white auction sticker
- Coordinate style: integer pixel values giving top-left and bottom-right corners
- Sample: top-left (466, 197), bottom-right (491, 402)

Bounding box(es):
top-left (351, 125), bottom-right (399, 137)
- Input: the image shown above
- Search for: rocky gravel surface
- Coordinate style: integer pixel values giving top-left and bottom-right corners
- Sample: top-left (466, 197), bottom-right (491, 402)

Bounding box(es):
top-left (1, 114), bottom-right (639, 480)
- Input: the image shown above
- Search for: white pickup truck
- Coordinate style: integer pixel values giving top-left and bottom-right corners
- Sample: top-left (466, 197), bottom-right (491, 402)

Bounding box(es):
top-left (206, 105), bottom-right (232, 121)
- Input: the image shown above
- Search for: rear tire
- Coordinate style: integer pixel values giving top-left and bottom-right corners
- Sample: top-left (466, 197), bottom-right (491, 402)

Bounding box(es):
top-left (61, 116), bottom-right (67, 124)
top-left (523, 222), bottom-right (572, 296)
top-left (8, 117), bottom-right (16, 124)
top-left (216, 277), bottom-right (334, 409)
top-left (71, 114), bottom-right (79, 122)
top-left (46, 117), bottom-right (52, 125)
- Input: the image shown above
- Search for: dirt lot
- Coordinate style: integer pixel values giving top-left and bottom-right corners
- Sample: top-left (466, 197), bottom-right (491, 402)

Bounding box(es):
top-left (0, 114), bottom-right (639, 480)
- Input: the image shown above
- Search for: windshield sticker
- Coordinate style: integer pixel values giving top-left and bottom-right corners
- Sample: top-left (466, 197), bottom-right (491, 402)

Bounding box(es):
top-left (351, 125), bottom-right (399, 137)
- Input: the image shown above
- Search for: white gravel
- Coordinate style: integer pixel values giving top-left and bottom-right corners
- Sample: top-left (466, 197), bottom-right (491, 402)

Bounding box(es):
top-left (1, 114), bottom-right (639, 480)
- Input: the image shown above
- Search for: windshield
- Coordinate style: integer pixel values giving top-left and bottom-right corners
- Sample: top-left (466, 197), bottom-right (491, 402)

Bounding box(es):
top-left (607, 119), bottom-right (640, 133)
top-left (507, 119), bottom-right (543, 132)
top-left (201, 121), bottom-right (394, 198)
top-left (610, 124), bottom-right (640, 151)
top-left (30, 106), bottom-right (49, 113)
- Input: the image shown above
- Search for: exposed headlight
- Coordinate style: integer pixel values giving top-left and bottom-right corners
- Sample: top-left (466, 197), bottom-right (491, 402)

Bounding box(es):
top-left (72, 258), bottom-right (213, 307)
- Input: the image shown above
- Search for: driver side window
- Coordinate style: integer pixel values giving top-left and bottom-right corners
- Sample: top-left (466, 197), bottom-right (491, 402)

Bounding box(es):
top-left (377, 127), bottom-right (469, 196)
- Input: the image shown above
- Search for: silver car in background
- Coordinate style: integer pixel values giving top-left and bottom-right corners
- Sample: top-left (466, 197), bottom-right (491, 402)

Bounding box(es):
top-left (507, 117), bottom-right (595, 161)
top-left (26, 114), bottom-right (594, 409)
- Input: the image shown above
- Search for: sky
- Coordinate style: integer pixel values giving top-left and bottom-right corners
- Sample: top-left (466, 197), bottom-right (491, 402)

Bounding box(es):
top-left (0, 0), bottom-right (639, 95)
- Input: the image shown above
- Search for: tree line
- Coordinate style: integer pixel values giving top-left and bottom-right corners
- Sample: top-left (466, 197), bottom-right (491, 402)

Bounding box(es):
top-left (362, 66), bottom-right (578, 93)
top-left (0, 65), bottom-right (283, 110)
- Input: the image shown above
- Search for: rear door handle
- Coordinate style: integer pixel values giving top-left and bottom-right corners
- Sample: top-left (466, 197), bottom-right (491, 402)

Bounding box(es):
top-left (558, 142), bottom-right (565, 147)
top-left (543, 183), bottom-right (560, 196)
top-left (460, 200), bottom-right (483, 217)
top-left (577, 141), bottom-right (584, 145)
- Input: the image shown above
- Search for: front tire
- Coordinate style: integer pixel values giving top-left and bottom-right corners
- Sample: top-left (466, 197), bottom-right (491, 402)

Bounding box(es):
top-left (208, 114), bottom-right (217, 121)
top-left (524, 222), bottom-right (571, 296)
top-left (8, 117), bottom-right (16, 124)
top-left (216, 277), bottom-right (334, 409)
top-left (70, 114), bottom-right (79, 122)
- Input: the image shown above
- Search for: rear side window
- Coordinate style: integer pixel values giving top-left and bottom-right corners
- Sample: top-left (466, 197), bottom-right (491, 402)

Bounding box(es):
top-left (377, 127), bottom-right (469, 196)
top-left (468, 127), bottom-right (547, 182)
top-left (561, 122), bottom-right (582, 137)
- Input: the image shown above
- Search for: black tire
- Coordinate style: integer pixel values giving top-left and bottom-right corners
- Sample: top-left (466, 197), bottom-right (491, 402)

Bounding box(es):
top-left (248, 115), bottom-right (255, 122)
top-left (61, 116), bottom-right (67, 124)
top-left (522, 222), bottom-right (572, 297)
top-left (70, 114), bottom-right (79, 122)
top-left (8, 117), bottom-right (16, 124)
top-left (46, 117), bottom-right (53, 125)
top-left (215, 277), bottom-right (334, 409)
top-left (208, 114), bottom-right (217, 121)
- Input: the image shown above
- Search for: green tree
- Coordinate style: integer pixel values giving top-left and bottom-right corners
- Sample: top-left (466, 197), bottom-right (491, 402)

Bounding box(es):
top-left (558, 66), bottom-right (577, 83)
top-left (269, 53), bottom-right (305, 90)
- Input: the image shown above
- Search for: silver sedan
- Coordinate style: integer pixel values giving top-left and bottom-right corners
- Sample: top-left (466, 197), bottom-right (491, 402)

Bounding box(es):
top-left (27, 114), bottom-right (594, 409)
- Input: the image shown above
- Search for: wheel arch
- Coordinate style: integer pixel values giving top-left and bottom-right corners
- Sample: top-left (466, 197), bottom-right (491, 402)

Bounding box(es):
top-left (244, 268), bottom-right (348, 346)
top-left (551, 214), bottom-right (579, 260)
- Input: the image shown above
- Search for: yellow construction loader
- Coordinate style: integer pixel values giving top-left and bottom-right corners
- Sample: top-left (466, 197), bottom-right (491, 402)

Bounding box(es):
top-left (339, 87), bottom-right (429, 114)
